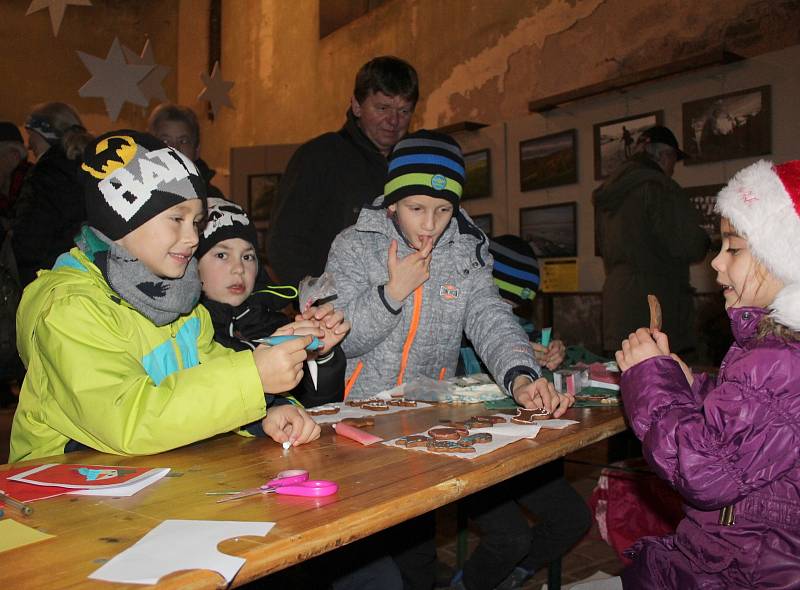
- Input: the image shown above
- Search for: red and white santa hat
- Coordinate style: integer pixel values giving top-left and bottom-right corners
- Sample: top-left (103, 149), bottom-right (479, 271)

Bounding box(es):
top-left (716, 159), bottom-right (800, 329)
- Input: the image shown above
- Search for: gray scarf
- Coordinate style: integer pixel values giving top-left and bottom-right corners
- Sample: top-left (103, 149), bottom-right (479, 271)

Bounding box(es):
top-left (77, 227), bottom-right (201, 326)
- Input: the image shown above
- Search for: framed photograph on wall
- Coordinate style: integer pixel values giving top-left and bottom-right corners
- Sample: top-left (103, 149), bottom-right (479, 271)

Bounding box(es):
top-left (519, 202), bottom-right (577, 258)
top-left (685, 183), bottom-right (725, 246)
top-left (471, 214), bottom-right (493, 237)
top-left (255, 228), bottom-right (269, 259)
top-left (519, 129), bottom-right (577, 192)
top-left (462, 149), bottom-right (492, 200)
top-left (593, 111), bottom-right (663, 179)
top-left (682, 85), bottom-right (771, 165)
top-left (247, 173), bottom-right (282, 224)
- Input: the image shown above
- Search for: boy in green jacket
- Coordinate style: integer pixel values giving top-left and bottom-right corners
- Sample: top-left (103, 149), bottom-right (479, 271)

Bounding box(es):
top-left (10, 131), bottom-right (319, 462)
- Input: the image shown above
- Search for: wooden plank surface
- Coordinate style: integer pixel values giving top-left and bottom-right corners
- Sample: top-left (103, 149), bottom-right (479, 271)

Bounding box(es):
top-left (0, 404), bottom-right (626, 589)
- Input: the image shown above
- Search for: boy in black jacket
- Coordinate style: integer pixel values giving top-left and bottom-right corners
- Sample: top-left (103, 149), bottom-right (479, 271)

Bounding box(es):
top-left (196, 197), bottom-right (349, 408)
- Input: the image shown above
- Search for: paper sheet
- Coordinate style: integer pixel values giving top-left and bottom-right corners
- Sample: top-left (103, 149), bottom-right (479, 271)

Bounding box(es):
top-left (0, 519), bottom-right (54, 553)
top-left (384, 418), bottom-right (543, 460)
top-left (309, 401), bottom-right (432, 424)
top-left (70, 468), bottom-right (170, 497)
top-left (89, 520), bottom-right (274, 585)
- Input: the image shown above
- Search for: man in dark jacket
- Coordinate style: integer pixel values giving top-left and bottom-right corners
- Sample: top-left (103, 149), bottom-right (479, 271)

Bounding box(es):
top-left (594, 125), bottom-right (709, 355)
top-left (266, 56), bottom-right (418, 287)
top-left (0, 122), bottom-right (31, 218)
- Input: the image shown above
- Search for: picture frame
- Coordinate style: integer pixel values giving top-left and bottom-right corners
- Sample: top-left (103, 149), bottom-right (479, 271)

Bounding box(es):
top-left (593, 111), bottom-right (663, 179)
top-left (519, 129), bottom-right (577, 192)
top-left (682, 85), bottom-right (771, 165)
top-left (255, 228), bottom-right (269, 259)
top-left (247, 173), bottom-right (282, 224)
top-left (519, 202), bottom-right (577, 258)
top-left (471, 214), bottom-right (493, 237)
top-left (685, 183), bottom-right (725, 246)
top-left (462, 149), bottom-right (492, 200)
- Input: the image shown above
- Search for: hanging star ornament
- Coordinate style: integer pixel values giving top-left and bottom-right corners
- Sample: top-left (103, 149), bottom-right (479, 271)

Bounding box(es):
top-left (77, 37), bottom-right (154, 122)
top-left (122, 39), bottom-right (170, 105)
top-left (198, 61), bottom-right (235, 118)
top-left (26, 0), bottom-right (92, 37)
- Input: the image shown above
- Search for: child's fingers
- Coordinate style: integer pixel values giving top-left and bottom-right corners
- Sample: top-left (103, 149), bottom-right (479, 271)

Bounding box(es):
top-left (615, 350), bottom-right (629, 371)
top-left (387, 239), bottom-right (398, 269)
top-left (271, 325), bottom-right (294, 337)
top-left (323, 309), bottom-right (344, 329)
top-left (333, 319), bottom-right (351, 335)
top-left (653, 330), bottom-right (671, 355)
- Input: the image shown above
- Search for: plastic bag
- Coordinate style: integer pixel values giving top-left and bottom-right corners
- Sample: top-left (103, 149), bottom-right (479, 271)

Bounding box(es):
top-left (402, 376), bottom-right (454, 402)
top-left (589, 458), bottom-right (684, 565)
top-left (298, 272), bottom-right (337, 312)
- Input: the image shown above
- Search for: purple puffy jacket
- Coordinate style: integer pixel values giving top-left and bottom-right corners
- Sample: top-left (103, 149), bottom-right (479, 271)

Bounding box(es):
top-left (620, 307), bottom-right (800, 589)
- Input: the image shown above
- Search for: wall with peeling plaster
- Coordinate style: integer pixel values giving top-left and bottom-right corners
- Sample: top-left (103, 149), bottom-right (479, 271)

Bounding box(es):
top-left (176, 0), bottom-right (800, 194)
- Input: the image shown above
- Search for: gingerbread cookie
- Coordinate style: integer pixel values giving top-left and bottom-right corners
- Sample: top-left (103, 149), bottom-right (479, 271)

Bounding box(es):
top-left (459, 433), bottom-right (493, 446)
top-left (428, 427), bottom-right (468, 440)
top-left (388, 398), bottom-right (417, 407)
top-left (472, 415), bottom-right (507, 425)
top-left (307, 406), bottom-right (340, 416)
top-left (341, 417), bottom-right (375, 428)
top-left (648, 294), bottom-right (662, 331)
top-left (511, 408), bottom-right (550, 424)
top-left (396, 435), bottom-right (431, 448)
top-left (426, 440), bottom-right (476, 453)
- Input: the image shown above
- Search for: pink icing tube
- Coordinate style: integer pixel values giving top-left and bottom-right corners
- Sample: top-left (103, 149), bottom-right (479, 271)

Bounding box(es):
top-left (332, 422), bottom-right (384, 446)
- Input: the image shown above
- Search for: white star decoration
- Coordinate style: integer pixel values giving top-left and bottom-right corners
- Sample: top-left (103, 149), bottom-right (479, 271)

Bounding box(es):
top-left (198, 61), bottom-right (234, 118)
top-left (77, 37), bottom-right (154, 122)
top-left (26, 0), bottom-right (92, 37)
top-left (122, 39), bottom-right (170, 105)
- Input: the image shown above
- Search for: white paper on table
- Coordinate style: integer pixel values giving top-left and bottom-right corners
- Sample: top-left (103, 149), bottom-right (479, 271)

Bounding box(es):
top-left (310, 401), bottom-right (432, 424)
top-left (536, 419), bottom-right (580, 430)
top-left (69, 467), bottom-right (170, 497)
top-left (89, 520), bottom-right (274, 585)
top-left (307, 359), bottom-right (318, 389)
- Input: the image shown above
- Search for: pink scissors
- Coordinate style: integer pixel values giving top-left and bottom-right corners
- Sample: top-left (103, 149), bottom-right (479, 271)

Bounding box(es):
top-left (214, 469), bottom-right (338, 502)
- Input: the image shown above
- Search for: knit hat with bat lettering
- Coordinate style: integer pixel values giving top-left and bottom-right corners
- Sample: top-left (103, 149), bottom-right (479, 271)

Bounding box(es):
top-left (196, 197), bottom-right (259, 261)
top-left (81, 130), bottom-right (207, 240)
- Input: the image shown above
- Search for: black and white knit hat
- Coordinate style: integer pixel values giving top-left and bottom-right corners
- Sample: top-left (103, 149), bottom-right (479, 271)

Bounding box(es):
top-left (383, 129), bottom-right (465, 208)
top-left (716, 159), bottom-right (800, 329)
top-left (81, 130), bottom-right (206, 240)
top-left (196, 197), bottom-right (258, 261)
top-left (489, 235), bottom-right (540, 304)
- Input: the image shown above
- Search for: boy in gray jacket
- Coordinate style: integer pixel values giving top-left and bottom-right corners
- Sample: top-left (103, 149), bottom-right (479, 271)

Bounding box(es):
top-left (325, 129), bottom-right (572, 418)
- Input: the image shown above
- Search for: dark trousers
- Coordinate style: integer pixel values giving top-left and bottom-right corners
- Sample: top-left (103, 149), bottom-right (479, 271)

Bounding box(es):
top-left (461, 462), bottom-right (592, 590)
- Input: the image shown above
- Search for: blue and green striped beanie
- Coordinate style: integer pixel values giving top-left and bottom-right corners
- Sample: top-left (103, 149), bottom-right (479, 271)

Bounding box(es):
top-left (383, 129), bottom-right (465, 208)
top-left (489, 235), bottom-right (540, 304)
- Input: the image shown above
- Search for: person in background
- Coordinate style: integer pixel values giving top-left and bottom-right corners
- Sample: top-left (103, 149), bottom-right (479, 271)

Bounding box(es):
top-left (196, 197), bottom-right (349, 409)
top-left (147, 103), bottom-right (224, 199)
top-left (617, 159), bottom-right (800, 588)
top-left (594, 125), bottom-right (709, 358)
top-left (454, 234), bottom-right (587, 590)
top-left (10, 130), bottom-right (319, 463)
top-left (0, 122), bottom-right (31, 218)
top-left (12, 102), bottom-right (92, 286)
top-left (267, 56), bottom-right (418, 287)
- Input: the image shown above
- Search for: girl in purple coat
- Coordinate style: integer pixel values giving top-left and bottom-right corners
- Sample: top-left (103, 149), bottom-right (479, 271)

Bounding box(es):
top-left (616, 159), bottom-right (800, 589)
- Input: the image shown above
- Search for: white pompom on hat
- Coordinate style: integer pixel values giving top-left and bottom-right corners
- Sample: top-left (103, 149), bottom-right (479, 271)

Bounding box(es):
top-left (716, 159), bottom-right (800, 329)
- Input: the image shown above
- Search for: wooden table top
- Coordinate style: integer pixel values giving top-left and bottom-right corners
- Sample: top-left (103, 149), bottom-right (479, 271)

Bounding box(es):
top-left (0, 404), bottom-right (626, 589)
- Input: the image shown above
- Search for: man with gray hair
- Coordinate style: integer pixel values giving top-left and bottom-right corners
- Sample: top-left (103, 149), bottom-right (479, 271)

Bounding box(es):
top-left (0, 122), bottom-right (31, 217)
top-left (594, 125), bottom-right (709, 356)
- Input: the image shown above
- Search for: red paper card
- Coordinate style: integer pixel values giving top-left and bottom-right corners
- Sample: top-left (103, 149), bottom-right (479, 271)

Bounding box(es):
top-left (0, 466), bottom-right (72, 503)
top-left (8, 464), bottom-right (160, 489)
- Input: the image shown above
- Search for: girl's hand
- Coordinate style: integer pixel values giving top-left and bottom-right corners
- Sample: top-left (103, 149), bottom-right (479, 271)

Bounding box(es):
top-left (532, 339), bottom-right (566, 370)
top-left (615, 328), bottom-right (669, 372)
top-left (261, 405), bottom-right (321, 446)
top-left (297, 303), bottom-right (351, 352)
top-left (512, 376), bottom-right (574, 418)
top-left (385, 237), bottom-right (433, 302)
top-left (252, 337), bottom-right (309, 393)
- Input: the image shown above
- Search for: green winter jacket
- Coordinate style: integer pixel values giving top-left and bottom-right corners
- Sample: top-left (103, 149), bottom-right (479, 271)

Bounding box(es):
top-left (10, 247), bottom-right (267, 462)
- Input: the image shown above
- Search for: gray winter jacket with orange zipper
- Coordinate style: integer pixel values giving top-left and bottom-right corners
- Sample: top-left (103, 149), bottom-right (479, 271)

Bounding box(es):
top-left (325, 196), bottom-right (540, 399)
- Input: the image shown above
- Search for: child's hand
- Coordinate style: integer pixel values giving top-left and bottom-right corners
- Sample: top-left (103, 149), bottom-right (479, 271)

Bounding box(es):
top-left (385, 237), bottom-right (432, 302)
top-left (615, 328), bottom-right (670, 372)
top-left (532, 339), bottom-right (566, 371)
top-left (297, 303), bottom-right (351, 352)
top-left (252, 337), bottom-right (310, 393)
top-left (261, 404), bottom-right (321, 446)
top-left (512, 376), bottom-right (574, 418)
top-left (275, 318), bottom-right (324, 339)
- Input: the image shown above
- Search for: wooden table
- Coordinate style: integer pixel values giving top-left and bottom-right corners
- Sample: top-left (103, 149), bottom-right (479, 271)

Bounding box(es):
top-left (0, 404), bottom-right (626, 589)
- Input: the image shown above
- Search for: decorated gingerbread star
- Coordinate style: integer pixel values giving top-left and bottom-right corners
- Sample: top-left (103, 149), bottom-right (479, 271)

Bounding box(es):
top-left (77, 37), bottom-right (154, 122)
top-left (198, 61), bottom-right (234, 118)
top-left (122, 39), bottom-right (170, 105)
top-left (26, 0), bottom-right (92, 37)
